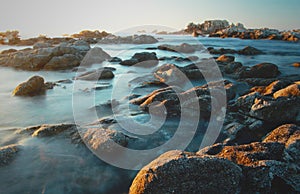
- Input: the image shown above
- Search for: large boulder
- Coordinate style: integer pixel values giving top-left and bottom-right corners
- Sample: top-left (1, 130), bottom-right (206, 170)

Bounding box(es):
top-left (0, 144), bottom-right (20, 167)
top-left (12, 76), bottom-right (46, 96)
top-left (129, 150), bottom-right (242, 194)
top-left (240, 63), bottom-right (280, 78)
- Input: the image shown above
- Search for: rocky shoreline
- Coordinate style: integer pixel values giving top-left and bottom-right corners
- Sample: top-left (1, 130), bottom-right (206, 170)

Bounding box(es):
top-left (185, 20), bottom-right (300, 42)
top-left (0, 34), bottom-right (299, 193)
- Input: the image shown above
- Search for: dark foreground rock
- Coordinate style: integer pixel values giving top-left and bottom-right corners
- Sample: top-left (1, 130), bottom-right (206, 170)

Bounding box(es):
top-left (12, 76), bottom-right (47, 96)
top-left (0, 144), bottom-right (20, 167)
top-left (129, 150), bottom-right (242, 194)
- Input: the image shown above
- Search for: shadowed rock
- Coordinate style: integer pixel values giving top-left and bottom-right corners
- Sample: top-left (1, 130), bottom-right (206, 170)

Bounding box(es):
top-left (0, 144), bottom-right (20, 167)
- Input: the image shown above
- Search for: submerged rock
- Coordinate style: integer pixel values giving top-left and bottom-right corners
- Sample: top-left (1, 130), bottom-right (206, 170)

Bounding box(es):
top-left (80, 47), bottom-right (111, 66)
top-left (216, 54), bottom-right (235, 63)
top-left (120, 52), bottom-right (158, 67)
top-left (240, 63), bottom-right (280, 78)
top-left (98, 34), bottom-right (158, 44)
top-left (12, 76), bottom-right (46, 96)
top-left (157, 43), bottom-right (202, 53)
top-left (83, 128), bottom-right (127, 153)
top-left (0, 144), bottom-right (20, 167)
top-left (129, 150), bottom-right (242, 194)
top-left (75, 68), bottom-right (115, 80)
top-left (238, 46), bottom-right (264, 55)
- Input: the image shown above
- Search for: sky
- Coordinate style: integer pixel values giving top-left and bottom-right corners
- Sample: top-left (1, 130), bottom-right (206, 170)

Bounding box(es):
top-left (0, 0), bottom-right (299, 38)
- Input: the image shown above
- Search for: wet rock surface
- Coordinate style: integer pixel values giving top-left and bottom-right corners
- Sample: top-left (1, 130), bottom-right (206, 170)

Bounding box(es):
top-left (130, 150), bottom-right (242, 194)
top-left (0, 144), bottom-right (20, 167)
top-left (12, 76), bottom-right (48, 96)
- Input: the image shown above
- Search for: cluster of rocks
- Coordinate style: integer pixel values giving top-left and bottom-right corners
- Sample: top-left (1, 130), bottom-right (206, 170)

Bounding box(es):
top-left (126, 48), bottom-right (300, 192)
top-left (130, 124), bottom-right (300, 193)
top-left (208, 46), bottom-right (264, 55)
top-left (185, 20), bottom-right (300, 42)
top-left (0, 40), bottom-right (113, 71)
top-left (210, 28), bottom-right (300, 42)
top-left (98, 34), bottom-right (158, 44)
top-left (71, 30), bottom-right (111, 44)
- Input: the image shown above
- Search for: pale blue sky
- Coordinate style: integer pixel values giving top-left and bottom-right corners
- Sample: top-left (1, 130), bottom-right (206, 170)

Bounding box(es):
top-left (0, 0), bottom-right (299, 37)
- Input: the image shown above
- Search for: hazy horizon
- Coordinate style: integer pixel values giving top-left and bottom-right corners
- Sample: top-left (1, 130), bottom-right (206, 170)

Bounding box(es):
top-left (1, 0), bottom-right (299, 38)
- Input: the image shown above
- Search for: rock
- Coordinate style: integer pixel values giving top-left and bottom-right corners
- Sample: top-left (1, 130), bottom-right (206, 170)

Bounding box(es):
top-left (250, 80), bottom-right (293, 96)
top-left (224, 62), bottom-right (243, 74)
top-left (109, 57), bottom-right (122, 63)
top-left (131, 80), bottom-right (230, 118)
top-left (263, 124), bottom-right (300, 164)
top-left (0, 144), bottom-right (20, 167)
top-left (12, 76), bottom-right (46, 96)
top-left (80, 47), bottom-right (111, 66)
top-left (33, 42), bottom-right (52, 49)
top-left (129, 150), bottom-right (242, 194)
top-left (83, 128), bottom-right (127, 152)
top-left (153, 64), bottom-right (202, 85)
top-left (43, 54), bottom-right (82, 70)
top-left (235, 92), bottom-right (262, 112)
top-left (240, 63), bottom-right (280, 78)
top-left (157, 43), bottom-right (202, 53)
top-left (0, 49), bottom-right (18, 54)
top-left (263, 124), bottom-right (300, 145)
top-left (273, 83), bottom-right (300, 99)
top-left (238, 46), bottom-right (263, 55)
top-left (293, 62), bottom-right (300, 67)
top-left (250, 96), bottom-right (300, 124)
top-left (208, 47), bottom-right (236, 55)
top-left (216, 55), bottom-right (235, 63)
top-left (98, 34), bottom-right (158, 44)
top-left (0, 41), bottom-right (91, 71)
top-left (197, 141), bottom-right (299, 193)
top-left (31, 124), bottom-right (77, 137)
top-left (16, 123), bottom-right (77, 137)
top-left (213, 142), bottom-right (285, 166)
top-left (120, 52), bottom-right (158, 67)
top-left (76, 68), bottom-right (115, 80)
top-left (132, 34), bottom-right (158, 44)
